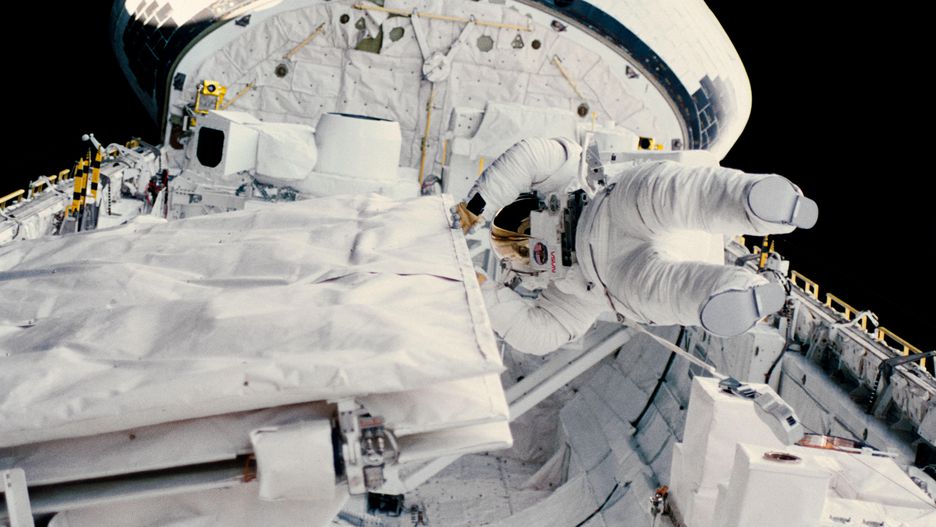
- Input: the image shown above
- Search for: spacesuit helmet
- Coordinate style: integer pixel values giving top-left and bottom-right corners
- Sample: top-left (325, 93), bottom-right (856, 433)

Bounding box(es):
top-left (490, 195), bottom-right (539, 274)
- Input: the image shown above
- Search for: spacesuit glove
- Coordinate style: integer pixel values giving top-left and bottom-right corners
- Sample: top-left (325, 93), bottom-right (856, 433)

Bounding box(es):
top-left (452, 201), bottom-right (483, 234)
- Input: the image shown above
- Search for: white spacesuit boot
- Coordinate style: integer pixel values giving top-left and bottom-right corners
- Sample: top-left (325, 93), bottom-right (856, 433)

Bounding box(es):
top-left (593, 161), bottom-right (818, 336)
top-left (700, 175), bottom-right (818, 335)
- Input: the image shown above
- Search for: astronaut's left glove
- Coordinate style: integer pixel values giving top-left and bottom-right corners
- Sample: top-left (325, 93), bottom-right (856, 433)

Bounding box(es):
top-left (451, 201), bottom-right (483, 234)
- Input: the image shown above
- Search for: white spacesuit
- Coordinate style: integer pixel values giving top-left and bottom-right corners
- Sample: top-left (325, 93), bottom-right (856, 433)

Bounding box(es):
top-left (456, 137), bottom-right (818, 355)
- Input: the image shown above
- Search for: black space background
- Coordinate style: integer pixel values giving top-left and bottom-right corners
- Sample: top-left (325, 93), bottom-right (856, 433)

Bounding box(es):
top-left (3, 2), bottom-right (932, 348)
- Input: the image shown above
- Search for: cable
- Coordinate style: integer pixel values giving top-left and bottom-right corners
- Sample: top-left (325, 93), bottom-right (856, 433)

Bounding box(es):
top-left (848, 453), bottom-right (936, 509)
top-left (765, 300), bottom-right (797, 383)
top-left (634, 325), bottom-right (725, 380)
top-left (631, 327), bottom-right (685, 428)
top-left (574, 481), bottom-right (623, 527)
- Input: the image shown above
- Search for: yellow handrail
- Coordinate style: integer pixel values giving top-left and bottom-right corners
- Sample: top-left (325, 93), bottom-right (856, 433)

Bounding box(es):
top-left (825, 293), bottom-right (866, 329)
top-left (30, 178), bottom-right (47, 195)
top-left (877, 327), bottom-right (926, 369)
top-left (790, 270), bottom-right (819, 300)
top-left (759, 253), bottom-right (924, 373)
top-left (0, 189), bottom-right (25, 209)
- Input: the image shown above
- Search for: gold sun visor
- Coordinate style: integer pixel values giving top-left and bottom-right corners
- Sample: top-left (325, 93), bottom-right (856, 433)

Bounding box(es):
top-left (490, 196), bottom-right (539, 274)
top-left (490, 222), bottom-right (532, 269)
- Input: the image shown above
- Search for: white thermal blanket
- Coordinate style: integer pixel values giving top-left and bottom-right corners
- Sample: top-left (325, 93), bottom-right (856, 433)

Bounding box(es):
top-left (0, 194), bottom-right (501, 447)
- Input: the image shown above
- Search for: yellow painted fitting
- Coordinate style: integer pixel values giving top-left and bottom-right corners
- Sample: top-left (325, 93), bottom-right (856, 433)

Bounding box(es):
top-left (90, 149), bottom-right (102, 201)
top-left (757, 236), bottom-right (770, 270)
top-left (478, 157), bottom-right (485, 176)
top-left (78, 152), bottom-right (90, 208)
top-left (790, 271), bottom-right (819, 300)
top-left (69, 159), bottom-right (86, 215)
top-left (195, 80), bottom-right (227, 115)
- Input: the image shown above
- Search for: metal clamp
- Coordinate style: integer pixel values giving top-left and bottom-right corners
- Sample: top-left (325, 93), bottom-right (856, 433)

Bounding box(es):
top-left (336, 400), bottom-right (399, 494)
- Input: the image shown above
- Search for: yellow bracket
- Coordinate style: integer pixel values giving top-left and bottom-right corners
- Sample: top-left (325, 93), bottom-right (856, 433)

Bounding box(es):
top-left (353, 3), bottom-right (533, 32)
top-left (194, 80), bottom-right (227, 115)
top-left (0, 189), bottom-right (25, 209)
top-left (790, 270), bottom-right (819, 300)
top-left (637, 137), bottom-right (665, 151)
top-left (877, 327), bottom-right (926, 369)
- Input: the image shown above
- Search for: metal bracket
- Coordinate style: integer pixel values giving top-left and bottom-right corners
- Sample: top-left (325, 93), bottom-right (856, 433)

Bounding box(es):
top-left (1, 469), bottom-right (35, 527)
top-left (336, 400), bottom-right (399, 495)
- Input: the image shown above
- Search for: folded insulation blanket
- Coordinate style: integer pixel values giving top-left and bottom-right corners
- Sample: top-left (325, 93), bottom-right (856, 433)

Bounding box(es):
top-left (0, 194), bottom-right (503, 447)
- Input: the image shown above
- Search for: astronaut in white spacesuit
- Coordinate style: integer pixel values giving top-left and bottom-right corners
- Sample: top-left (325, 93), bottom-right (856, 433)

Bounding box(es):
top-left (454, 137), bottom-right (818, 355)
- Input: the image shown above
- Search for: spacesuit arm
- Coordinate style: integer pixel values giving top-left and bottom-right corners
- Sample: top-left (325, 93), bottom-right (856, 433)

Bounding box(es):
top-left (463, 137), bottom-right (581, 219)
top-left (481, 279), bottom-right (603, 355)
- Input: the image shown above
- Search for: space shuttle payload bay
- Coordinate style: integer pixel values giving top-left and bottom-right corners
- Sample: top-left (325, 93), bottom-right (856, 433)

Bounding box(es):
top-left (1, 1), bottom-right (934, 526)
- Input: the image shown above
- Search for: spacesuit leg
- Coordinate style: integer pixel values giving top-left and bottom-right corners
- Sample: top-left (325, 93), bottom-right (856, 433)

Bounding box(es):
top-left (606, 161), bottom-right (817, 239)
top-left (604, 241), bottom-right (785, 336)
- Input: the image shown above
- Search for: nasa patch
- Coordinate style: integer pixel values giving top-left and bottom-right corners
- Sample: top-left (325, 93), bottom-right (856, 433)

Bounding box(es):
top-left (533, 241), bottom-right (548, 265)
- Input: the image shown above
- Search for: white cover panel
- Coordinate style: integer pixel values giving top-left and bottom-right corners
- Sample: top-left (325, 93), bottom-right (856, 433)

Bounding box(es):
top-left (360, 374), bottom-right (508, 436)
top-left (715, 442), bottom-right (829, 527)
top-left (254, 122), bottom-right (318, 186)
top-left (314, 113), bottom-right (402, 182)
top-left (251, 420), bottom-right (334, 502)
top-left (0, 194), bottom-right (501, 447)
top-left (674, 377), bottom-right (786, 527)
top-left (796, 446), bottom-right (936, 509)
